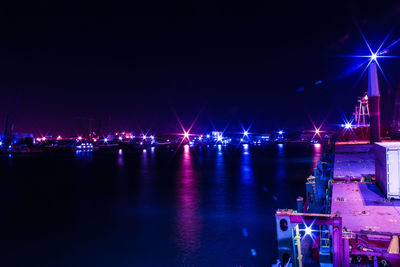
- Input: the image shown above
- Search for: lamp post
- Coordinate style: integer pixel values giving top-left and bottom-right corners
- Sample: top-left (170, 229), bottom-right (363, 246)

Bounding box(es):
top-left (368, 61), bottom-right (381, 143)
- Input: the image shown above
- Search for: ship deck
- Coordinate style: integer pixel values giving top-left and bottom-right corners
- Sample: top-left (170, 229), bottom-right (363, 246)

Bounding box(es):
top-left (331, 143), bottom-right (400, 234)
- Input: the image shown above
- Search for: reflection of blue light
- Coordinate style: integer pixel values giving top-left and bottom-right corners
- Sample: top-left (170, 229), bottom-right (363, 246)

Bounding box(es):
top-left (143, 149), bottom-right (147, 153)
top-left (217, 144), bottom-right (222, 150)
top-left (251, 249), bottom-right (257, 257)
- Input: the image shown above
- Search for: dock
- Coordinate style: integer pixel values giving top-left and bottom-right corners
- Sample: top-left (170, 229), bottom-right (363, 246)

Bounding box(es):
top-left (275, 141), bottom-right (400, 266)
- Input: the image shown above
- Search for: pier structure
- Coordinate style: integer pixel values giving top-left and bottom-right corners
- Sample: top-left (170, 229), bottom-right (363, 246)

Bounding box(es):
top-left (275, 60), bottom-right (400, 266)
top-left (275, 141), bottom-right (400, 266)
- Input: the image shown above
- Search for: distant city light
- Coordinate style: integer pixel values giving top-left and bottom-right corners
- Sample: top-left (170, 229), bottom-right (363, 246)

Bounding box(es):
top-left (183, 131), bottom-right (189, 139)
top-left (243, 130), bottom-right (248, 137)
top-left (150, 135), bottom-right (154, 139)
top-left (104, 138), bottom-right (108, 142)
top-left (0, 141), bottom-right (2, 146)
top-left (371, 53), bottom-right (377, 61)
top-left (57, 135), bottom-right (62, 140)
top-left (278, 130), bottom-right (283, 135)
top-left (217, 135), bottom-right (222, 141)
top-left (42, 137), bottom-right (46, 141)
top-left (77, 136), bottom-right (82, 140)
top-left (206, 134), bottom-right (210, 138)
top-left (119, 136), bottom-right (123, 140)
top-left (143, 135), bottom-right (147, 139)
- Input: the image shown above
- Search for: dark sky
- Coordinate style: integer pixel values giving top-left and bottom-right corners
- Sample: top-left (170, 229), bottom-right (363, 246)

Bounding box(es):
top-left (2, 1), bottom-right (400, 136)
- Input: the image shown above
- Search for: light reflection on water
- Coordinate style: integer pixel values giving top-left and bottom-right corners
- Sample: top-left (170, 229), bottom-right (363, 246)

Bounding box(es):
top-left (117, 148), bottom-right (124, 166)
top-left (1, 143), bottom-right (321, 266)
top-left (241, 144), bottom-right (253, 185)
top-left (276, 143), bottom-right (286, 180)
top-left (312, 143), bottom-right (322, 170)
top-left (175, 145), bottom-right (202, 263)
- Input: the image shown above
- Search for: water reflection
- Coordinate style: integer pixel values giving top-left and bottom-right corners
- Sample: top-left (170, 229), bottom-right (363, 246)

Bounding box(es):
top-left (241, 144), bottom-right (253, 185)
top-left (117, 148), bottom-right (124, 166)
top-left (75, 150), bottom-right (93, 160)
top-left (175, 145), bottom-right (201, 263)
top-left (214, 143), bottom-right (227, 212)
top-left (239, 144), bottom-right (255, 210)
top-left (312, 143), bottom-right (322, 169)
top-left (276, 143), bottom-right (286, 179)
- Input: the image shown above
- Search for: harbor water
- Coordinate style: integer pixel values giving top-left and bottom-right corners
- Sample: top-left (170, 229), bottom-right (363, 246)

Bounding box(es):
top-left (0, 143), bottom-right (321, 266)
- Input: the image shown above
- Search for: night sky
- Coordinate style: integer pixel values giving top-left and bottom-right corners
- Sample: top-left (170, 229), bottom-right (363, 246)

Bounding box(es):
top-left (2, 1), bottom-right (400, 136)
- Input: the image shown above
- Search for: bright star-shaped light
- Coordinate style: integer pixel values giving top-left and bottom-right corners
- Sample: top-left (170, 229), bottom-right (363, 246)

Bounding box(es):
top-left (305, 225), bottom-right (312, 236)
top-left (243, 130), bottom-right (248, 137)
top-left (342, 24), bottom-right (400, 86)
top-left (300, 216), bottom-right (318, 243)
top-left (183, 131), bottom-right (189, 139)
top-left (278, 130), bottom-right (283, 135)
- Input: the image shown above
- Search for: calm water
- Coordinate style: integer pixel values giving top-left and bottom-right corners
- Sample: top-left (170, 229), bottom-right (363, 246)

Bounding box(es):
top-left (0, 143), bottom-right (321, 266)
